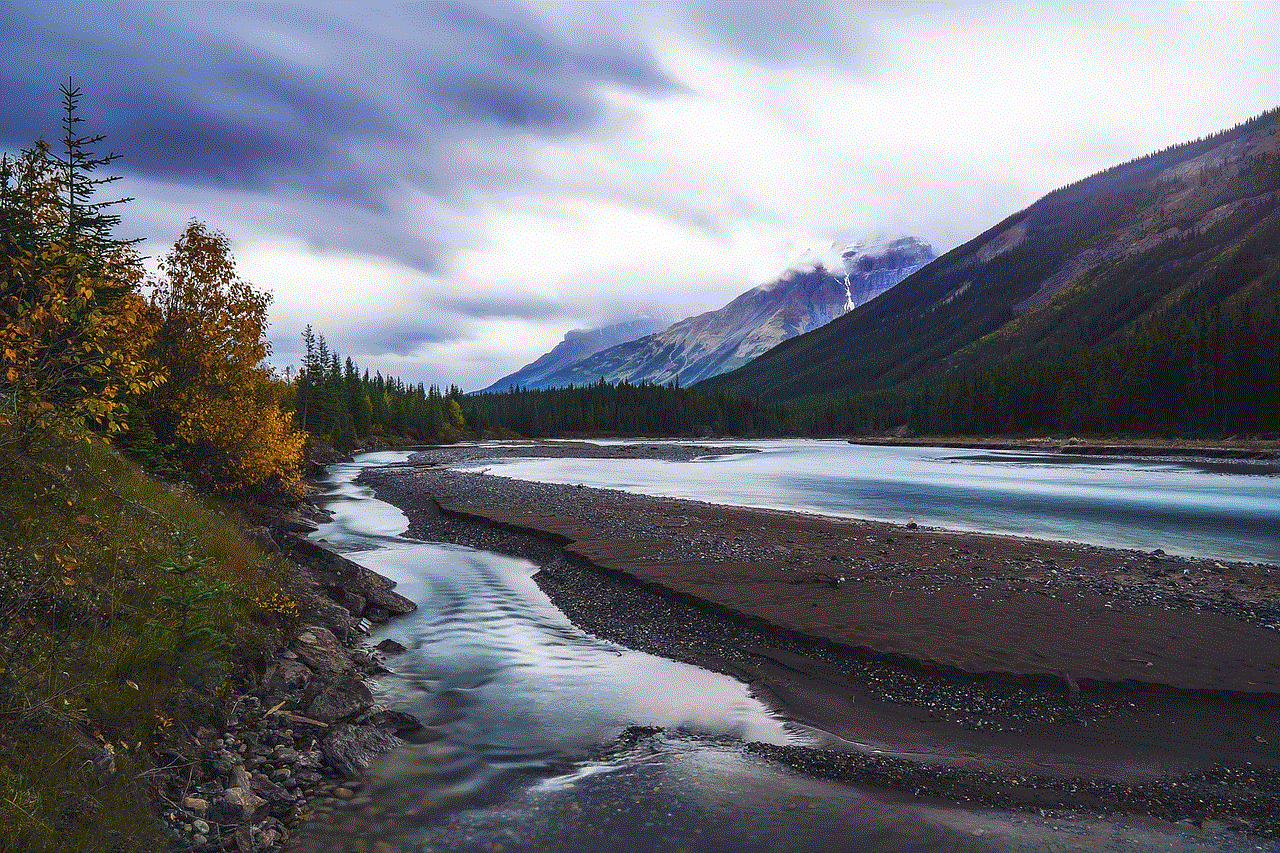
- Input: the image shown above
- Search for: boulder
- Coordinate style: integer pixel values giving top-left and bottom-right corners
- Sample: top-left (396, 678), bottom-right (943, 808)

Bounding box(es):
top-left (261, 659), bottom-right (312, 693)
top-left (305, 598), bottom-right (360, 642)
top-left (244, 525), bottom-right (281, 554)
top-left (364, 586), bottom-right (416, 616)
top-left (321, 724), bottom-right (401, 778)
top-left (336, 589), bottom-right (366, 616)
top-left (291, 627), bottom-right (352, 676)
top-left (213, 786), bottom-right (265, 823)
top-left (305, 675), bottom-right (374, 723)
top-left (365, 708), bottom-right (423, 736)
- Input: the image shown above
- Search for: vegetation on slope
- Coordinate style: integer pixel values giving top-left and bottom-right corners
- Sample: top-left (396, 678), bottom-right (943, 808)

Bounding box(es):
top-left (699, 107), bottom-right (1280, 421)
top-left (0, 439), bottom-right (296, 853)
top-left (287, 328), bottom-right (467, 452)
top-left (1, 84), bottom-right (302, 852)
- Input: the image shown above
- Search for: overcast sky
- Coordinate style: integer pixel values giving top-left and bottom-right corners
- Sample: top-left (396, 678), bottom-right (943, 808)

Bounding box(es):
top-left (3, 1), bottom-right (1277, 390)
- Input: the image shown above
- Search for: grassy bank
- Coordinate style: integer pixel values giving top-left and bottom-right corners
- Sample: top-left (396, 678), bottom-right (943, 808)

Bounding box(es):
top-left (0, 440), bottom-right (296, 853)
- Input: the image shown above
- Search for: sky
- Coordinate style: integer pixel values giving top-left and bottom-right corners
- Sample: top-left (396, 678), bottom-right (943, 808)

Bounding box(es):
top-left (3, 1), bottom-right (1278, 390)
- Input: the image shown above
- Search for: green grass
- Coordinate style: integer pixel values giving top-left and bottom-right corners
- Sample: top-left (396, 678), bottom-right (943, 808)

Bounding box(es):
top-left (0, 437), bottom-right (297, 852)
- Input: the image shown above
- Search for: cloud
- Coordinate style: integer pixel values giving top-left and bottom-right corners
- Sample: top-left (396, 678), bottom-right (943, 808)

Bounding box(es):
top-left (2, 0), bottom-right (1278, 392)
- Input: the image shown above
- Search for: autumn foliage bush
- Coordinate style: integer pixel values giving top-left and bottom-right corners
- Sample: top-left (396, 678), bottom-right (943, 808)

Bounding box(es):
top-left (0, 138), bottom-right (157, 457)
top-left (142, 222), bottom-right (305, 495)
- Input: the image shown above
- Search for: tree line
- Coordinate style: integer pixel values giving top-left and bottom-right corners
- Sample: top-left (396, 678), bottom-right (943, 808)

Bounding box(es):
top-left (289, 327), bottom-right (466, 451)
top-left (798, 298), bottom-right (1280, 438)
top-left (465, 379), bottom-right (789, 437)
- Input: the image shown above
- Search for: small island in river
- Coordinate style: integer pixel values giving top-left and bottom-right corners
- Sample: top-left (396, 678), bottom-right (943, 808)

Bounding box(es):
top-left (355, 440), bottom-right (1280, 836)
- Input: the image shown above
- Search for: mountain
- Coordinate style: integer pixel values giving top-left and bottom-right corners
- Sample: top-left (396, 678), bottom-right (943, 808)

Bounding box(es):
top-left (480, 315), bottom-right (669, 392)
top-left (522, 237), bottom-right (934, 389)
top-left (699, 108), bottom-right (1280, 402)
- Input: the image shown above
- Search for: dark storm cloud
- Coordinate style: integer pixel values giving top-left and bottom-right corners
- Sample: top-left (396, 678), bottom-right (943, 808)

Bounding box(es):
top-left (0, 1), bottom-right (678, 215)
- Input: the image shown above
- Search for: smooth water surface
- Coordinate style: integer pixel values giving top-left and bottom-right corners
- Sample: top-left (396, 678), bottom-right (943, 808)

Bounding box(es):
top-left (455, 440), bottom-right (1280, 564)
top-left (303, 451), bottom-right (1278, 852)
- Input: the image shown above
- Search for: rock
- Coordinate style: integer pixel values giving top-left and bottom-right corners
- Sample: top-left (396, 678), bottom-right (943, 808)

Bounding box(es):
top-left (306, 675), bottom-right (374, 723)
top-left (1059, 669), bottom-right (1080, 696)
top-left (244, 525), bottom-right (281, 554)
top-left (322, 724), bottom-right (402, 778)
top-left (375, 638), bottom-right (406, 655)
top-left (183, 796), bottom-right (210, 814)
top-left (249, 775), bottom-right (293, 811)
top-left (366, 708), bottom-right (423, 735)
top-left (364, 605), bottom-right (391, 623)
top-left (294, 748), bottom-right (323, 769)
top-left (276, 510), bottom-right (320, 534)
top-left (214, 786), bottom-right (265, 822)
top-left (355, 565), bottom-right (397, 593)
top-left (255, 825), bottom-right (283, 849)
top-left (337, 589), bottom-right (367, 616)
top-left (261, 659), bottom-right (313, 693)
top-left (86, 744), bottom-right (116, 774)
top-left (306, 598), bottom-right (360, 642)
top-left (234, 822), bottom-right (254, 853)
top-left (292, 626), bottom-right (353, 676)
top-left (205, 754), bottom-right (237, 779)
top-left (364, 586), bottom-right (417, 616)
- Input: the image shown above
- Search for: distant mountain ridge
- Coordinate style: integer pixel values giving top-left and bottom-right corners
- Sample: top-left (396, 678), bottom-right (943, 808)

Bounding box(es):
top-left (480, 315), bottom-right (669, 393)
top-left (498, 237), bottom-right (933, 390)
top-left (699, 107), bottom-right (1280, 402)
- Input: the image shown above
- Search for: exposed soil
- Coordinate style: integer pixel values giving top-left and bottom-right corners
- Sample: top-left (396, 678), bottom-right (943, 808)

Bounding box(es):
top-left (356, 442), bottom-right (1280, 836)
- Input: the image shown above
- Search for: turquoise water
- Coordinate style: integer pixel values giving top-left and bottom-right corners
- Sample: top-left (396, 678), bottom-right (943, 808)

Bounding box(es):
top-left (456, 440), bottom-right (1279, 564)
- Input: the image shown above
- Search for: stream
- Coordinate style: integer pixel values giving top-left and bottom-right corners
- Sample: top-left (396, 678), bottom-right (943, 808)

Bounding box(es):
top-left (304, 449), bottom-right (1275, 853)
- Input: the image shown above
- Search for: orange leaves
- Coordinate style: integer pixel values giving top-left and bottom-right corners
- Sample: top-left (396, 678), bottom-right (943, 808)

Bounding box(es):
top-left (143, 221), bottom-right (304, 494)
top-left (1, 141), bottom-right (156, 453)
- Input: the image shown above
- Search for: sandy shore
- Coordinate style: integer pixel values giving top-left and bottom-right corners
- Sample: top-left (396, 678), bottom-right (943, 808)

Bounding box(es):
top-left (357, 442), bottom-right (1280, 835)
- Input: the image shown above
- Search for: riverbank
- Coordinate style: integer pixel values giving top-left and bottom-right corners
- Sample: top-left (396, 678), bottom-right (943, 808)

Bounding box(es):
top-left (359, 442), bottom-right (1280, 835)
top-left (850, 434), bottom-right (1280, 466)
top-left (146, 515), bottom-right (425, 853)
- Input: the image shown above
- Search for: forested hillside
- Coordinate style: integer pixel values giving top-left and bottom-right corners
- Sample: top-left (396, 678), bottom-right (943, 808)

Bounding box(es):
top-left (700, 107), bottom-right (1280, 433)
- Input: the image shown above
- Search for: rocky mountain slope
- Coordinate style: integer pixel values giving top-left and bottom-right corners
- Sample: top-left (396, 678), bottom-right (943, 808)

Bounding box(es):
top-left (517, 238), bottom-right (933, 390)
top-left (480, 315), bottom-right (669, 393)
top-left (700, 108), bottom-right (1280, 402)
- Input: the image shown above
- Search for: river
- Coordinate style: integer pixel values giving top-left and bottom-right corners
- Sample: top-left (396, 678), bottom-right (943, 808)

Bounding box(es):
top-left (304, 447), bottom-right (1276, 852)
top-left (454, 439), bottom-right (1280, 565)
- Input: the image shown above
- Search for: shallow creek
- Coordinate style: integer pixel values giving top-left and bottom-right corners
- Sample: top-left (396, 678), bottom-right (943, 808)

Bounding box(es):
top-left (303, 450), bottom-right (1274, 853)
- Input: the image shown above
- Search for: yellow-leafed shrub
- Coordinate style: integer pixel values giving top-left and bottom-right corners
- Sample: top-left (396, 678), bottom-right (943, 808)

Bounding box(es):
top-left (0, 142), bottom-right (158, 457)
top-left (145, 222), bottom-right (305, 494)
